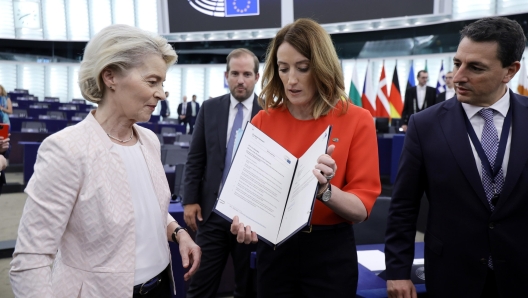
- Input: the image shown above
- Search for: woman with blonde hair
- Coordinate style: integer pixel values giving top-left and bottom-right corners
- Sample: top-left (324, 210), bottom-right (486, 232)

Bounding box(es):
top-left (0, 84), bottom-right (12, 125)
top-left (10, 24), bottom-right (201, 297)
top-left (231, 18), bottom-right (381, 297)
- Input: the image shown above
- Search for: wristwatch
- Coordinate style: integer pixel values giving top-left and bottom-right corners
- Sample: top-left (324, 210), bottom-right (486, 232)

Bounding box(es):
top-left (317, 184), bottom-right (332, 202)
top-left (171, 226), bottom-right (187, 243)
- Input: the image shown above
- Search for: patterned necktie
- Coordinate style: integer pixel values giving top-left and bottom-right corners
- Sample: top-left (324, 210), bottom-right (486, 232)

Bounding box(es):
top-left (479, 108), bottom-right (504, 270)
top-left (479, 108), bottom-right (505, 212)
top-left (221, 103), bottom-right (244, 185)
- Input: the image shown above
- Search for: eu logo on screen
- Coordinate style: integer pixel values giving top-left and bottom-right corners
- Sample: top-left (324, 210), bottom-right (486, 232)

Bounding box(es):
top-left (188, 0), bottom-right (259, 17)
top-left (225, 0), bottom-right (259, 17)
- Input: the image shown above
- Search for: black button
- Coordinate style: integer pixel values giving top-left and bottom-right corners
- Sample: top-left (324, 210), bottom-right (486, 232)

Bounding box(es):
top-left (481, 258), bottom-right (487, 265)
top-left (220, 167), bottom-right (224, 171)
top-left (214, 191), bottom-right (218, 196)
top-left (489, 222), bottom-right (495, 229)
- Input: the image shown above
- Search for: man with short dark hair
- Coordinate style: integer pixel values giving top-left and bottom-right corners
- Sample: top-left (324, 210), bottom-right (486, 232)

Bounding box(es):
top-left (183, 48), bottom-right (261, 298)
top-left (401, 70), bottom-right (437, 132)
top-left (436, 71), bottom-right (455, 103)
top-left (187, 94), bottom-right (200, 134)
top-left (385, 17), bottom-right (528, 297)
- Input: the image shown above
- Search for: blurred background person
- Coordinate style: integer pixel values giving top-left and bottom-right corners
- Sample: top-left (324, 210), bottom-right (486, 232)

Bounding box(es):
top-left (436, 71), bottom-right (455, 103)
top-left (231, 18), bottom-right (381, 298)
top-left (9, 24), bottom-right (200, 298)
top-left (177, 95), bottom-right (188, 130)
top-left (184, 48), bottom-right (261, 298)
top-left (401, 70), bottom-right (437, 132)
top-left (0, 135), bottom-right (9, 195)
top-left (160, 91), bottom-right (171, 121)
top-left (188, 94), bottom-right (200, 134)
top-left (0, 85), bottom-right (13, 126)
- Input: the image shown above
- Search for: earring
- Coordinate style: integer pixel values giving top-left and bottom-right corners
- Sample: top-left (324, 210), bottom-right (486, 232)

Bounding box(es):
top-left (109, 86), bottom-right (114, 90)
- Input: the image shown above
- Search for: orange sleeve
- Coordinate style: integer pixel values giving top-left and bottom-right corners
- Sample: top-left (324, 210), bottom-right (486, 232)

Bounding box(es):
top-left (341, 108), bottom-right (381, 217)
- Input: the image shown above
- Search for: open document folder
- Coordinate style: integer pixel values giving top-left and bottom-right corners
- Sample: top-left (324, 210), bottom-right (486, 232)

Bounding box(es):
top-left (214, 122), bottom-right (331, 246)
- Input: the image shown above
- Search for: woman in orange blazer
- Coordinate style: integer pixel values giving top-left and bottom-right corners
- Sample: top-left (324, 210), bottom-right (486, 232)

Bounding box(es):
top-left (10, 25), bottom-right (201, 298)
top-left (231, 18), bottom-right (381, 297)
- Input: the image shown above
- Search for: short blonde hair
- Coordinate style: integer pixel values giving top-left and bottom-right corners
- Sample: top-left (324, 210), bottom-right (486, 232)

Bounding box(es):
top-left (78, 24), bottom-right (177, 103)
top-left (0, 85), bottom-right (6, 97)
top-left (260, 18), bottom-right (348, 118)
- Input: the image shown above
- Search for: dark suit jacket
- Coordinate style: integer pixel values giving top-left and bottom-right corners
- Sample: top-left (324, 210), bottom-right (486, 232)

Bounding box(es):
top-left (385, 90), bottom-right (528, 297)
top-left (183, 94), bottom-right (261, 222)
top-left (177, 102), bottom-right (186, 117)
top-left (436, 90), bottom-right (456, 103)
top-left (186, 101), bottom-right (200, 119)
top-left (401, 86), bottom-right (438, 125)
top-left (160, 100), bottom-right (169, 117)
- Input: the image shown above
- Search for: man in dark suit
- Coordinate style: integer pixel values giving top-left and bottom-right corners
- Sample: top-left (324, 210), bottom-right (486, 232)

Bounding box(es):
top-left (183, 48), bottom-right (261, 298)
top-left (401, 70), bottom-right (438, 132)
top-left (177, 95), bottom-right (188, 129)
top-left (385, 17), bottom-right (528, 298)
top-left (187, 95), bottom-right (200, 134)
top-left (436, 71), bottom-right (455, 103)
top-left (159, 91), bottom-right (170, 121)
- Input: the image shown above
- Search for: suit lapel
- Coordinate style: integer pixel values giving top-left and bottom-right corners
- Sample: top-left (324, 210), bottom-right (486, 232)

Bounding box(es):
top-left (217, 95), bottom-right (230, 158)
top-left (497, 91), bottom-right (528, 205)
top-left (251, 94), bottom-right (261, 118)
top-left (439, 97), bottom-right (490, 209)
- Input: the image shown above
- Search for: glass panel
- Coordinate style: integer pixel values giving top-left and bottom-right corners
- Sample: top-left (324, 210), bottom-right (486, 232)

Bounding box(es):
top-left (43, 0), bottom-right (67, 40)
top-left (90, 0), bottom-right (112, 37)
top-left (0, 62), bottom-right (18, 93)
top-left (19, 64), bottom-right (46, 100)
top-left (0, 0), bottom-right (15, 38)
top-left (47, 65), bottom-right (69, 101)
top-left (113, 0), bottom-right (135, 26)
top-left (135, 0), bottom-right (158, 33)
top-left (66, 0), bottom-right (90, 40)
top-left (184, 67), bottom-right (205, 105)
top-left (165, 66), bottom-right (182, 117)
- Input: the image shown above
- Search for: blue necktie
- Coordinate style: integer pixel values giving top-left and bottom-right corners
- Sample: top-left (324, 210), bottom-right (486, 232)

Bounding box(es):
top-left (222, 103), bottom-right (244, 185)
top-left (479, 108), bottom-right (504, 269)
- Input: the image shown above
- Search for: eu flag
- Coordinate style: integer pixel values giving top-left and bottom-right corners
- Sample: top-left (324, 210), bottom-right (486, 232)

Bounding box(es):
top-left (225, 0), bottom-right (259, 17)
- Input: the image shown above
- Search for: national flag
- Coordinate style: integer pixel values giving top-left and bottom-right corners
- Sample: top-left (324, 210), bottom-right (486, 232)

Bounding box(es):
top-left (517, 58), bottom-right (528, 96)
top-left (375, 63), bottom-right (390, 117)
top-left (349, 62), bottom-right (362, 107)
top-left (388, 65), bottom-right (403, 118)
top-left (406, 62), bottom-right (416, 90)
top-left (361, 63), bottom-right (376, 116)
top-left (424, 60), bottom-right (428, 72)
top-left (436, 61), bottom-right (446, 95)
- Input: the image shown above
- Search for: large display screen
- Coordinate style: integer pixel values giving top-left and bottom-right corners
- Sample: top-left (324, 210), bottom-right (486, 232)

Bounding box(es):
top-left (168, 0), bottom-right (282, 33)
top-left (294, 0), bottom-right (435, 24)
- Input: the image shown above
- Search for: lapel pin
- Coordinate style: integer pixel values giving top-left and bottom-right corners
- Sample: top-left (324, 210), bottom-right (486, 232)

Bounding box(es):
top-left (333, 138), bottom-right (339, 142)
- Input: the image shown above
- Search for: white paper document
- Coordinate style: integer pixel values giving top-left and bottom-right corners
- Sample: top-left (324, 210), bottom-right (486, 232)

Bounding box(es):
top-left (214, 122), bottom-right (331, 246)
top-left (357, 250), bottom-right (387, 271)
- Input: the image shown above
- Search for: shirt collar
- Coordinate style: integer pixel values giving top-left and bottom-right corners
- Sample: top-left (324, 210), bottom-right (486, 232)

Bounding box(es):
top-left (417, 84), bottom-right (427, 90)
top-left (230, 93), bottom-right (254, 111)
top-left (447, 87), bottom-right (455, 92)
top-left (462, 88), bottom-right (510, 119)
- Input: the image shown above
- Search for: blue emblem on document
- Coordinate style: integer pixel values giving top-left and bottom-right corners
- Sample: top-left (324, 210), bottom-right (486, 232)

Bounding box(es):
top-left (188, 0), bottom-right (259, 17)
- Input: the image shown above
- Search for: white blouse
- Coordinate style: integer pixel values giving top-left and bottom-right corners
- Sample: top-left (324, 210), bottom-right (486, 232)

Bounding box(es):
top-left (113, 142), bottom-right (170, 285)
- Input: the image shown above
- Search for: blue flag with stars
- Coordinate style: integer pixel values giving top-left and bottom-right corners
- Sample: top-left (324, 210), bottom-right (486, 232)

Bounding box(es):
top-left (225, 0), bottom-right (259, 17)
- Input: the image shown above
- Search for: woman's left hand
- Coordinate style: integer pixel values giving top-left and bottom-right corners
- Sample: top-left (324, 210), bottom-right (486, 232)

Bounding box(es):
top-left (177, 232), bottom-right (202, 281)
top-left (313, 144), bottom-right (337, 184)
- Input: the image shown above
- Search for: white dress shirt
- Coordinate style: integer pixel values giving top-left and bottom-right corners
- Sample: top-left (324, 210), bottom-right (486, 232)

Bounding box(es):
top-left (445, 87), bottom-right (455, 101)
top-left (114, 142), bottom-right (170, 285)
top-left (461, 90), bottom-right (511, 179)
top-left (416, 84), bottom-right (427, 109)
top-left (226, 94), bottom-right (255, 145)
top-left (191, 102), bottom-right (197, 116)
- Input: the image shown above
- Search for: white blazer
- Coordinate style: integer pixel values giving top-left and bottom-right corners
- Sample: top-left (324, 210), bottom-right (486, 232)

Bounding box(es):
top-left (10, 111), bottom-right (177, 297)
